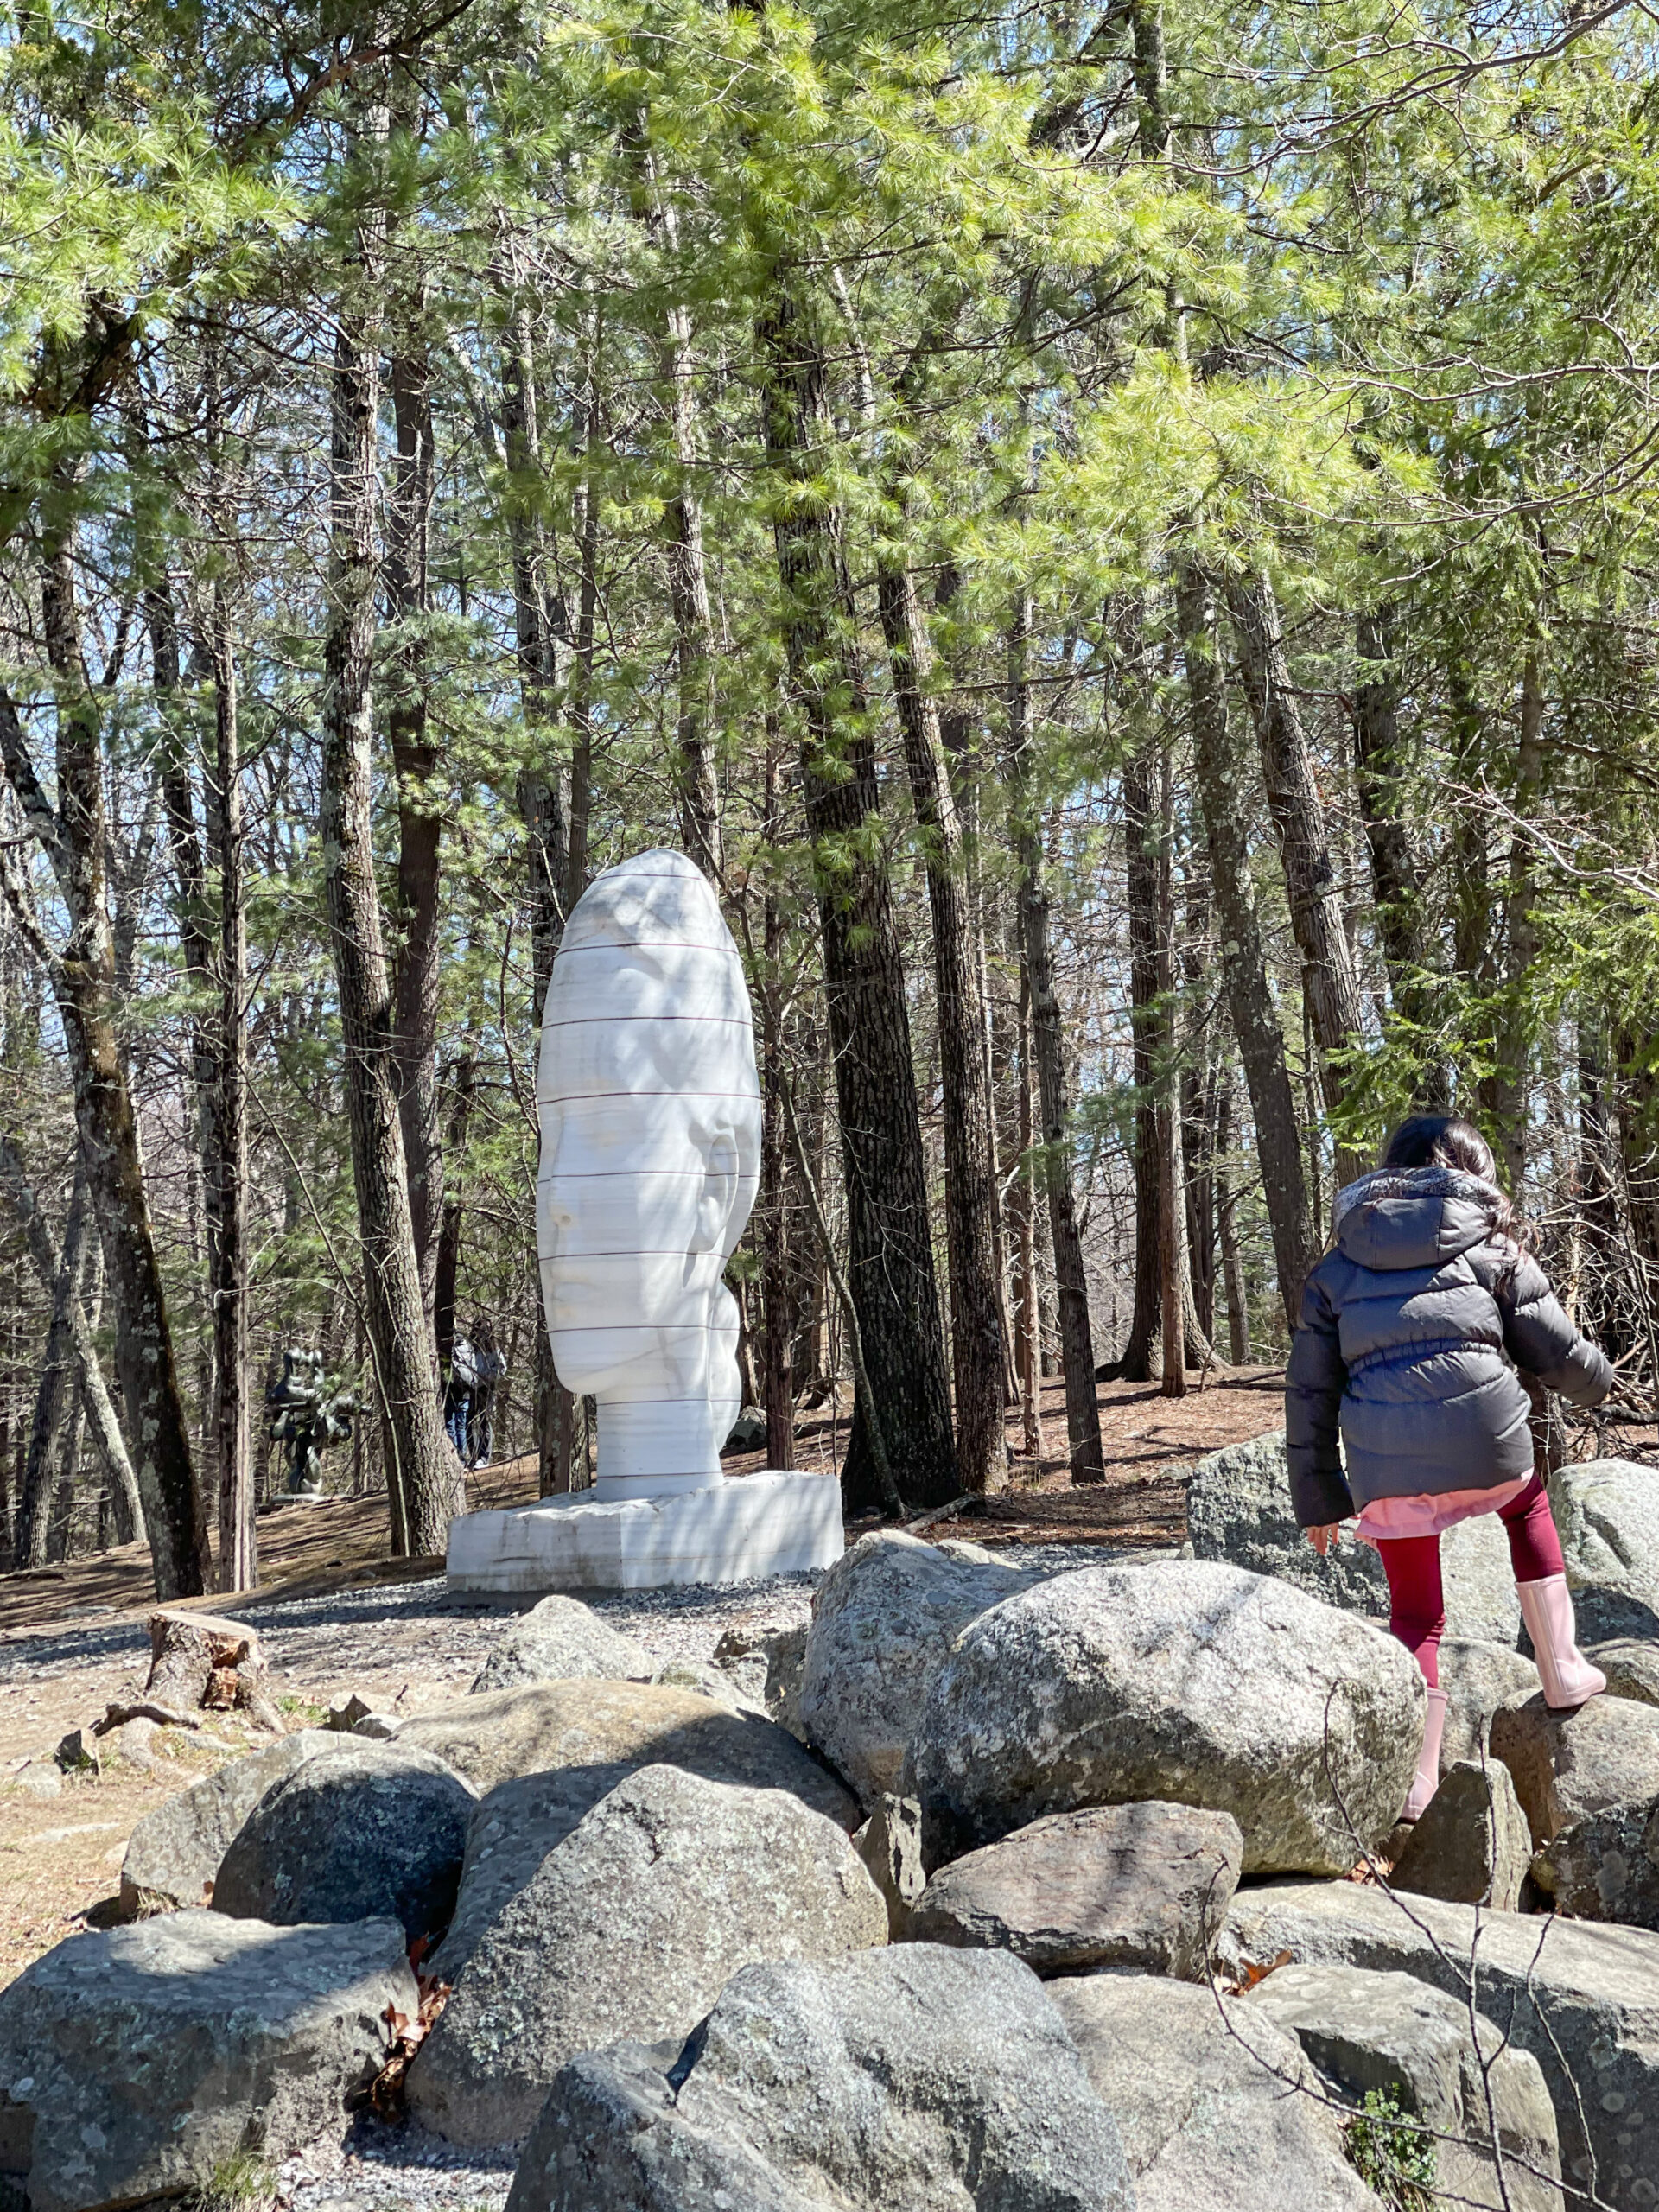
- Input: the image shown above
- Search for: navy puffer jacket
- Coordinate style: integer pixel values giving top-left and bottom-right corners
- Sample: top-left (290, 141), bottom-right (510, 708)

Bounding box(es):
top-left (1286, 1166), bottom-right (1613, 1528)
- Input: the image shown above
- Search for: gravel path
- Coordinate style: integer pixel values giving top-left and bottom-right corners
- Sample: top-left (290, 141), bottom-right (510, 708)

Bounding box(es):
top-left (0, 1541), bottom-right (1141, 1697)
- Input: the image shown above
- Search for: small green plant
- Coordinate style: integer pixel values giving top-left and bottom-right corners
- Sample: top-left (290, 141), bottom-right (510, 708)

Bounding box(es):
top-left (1344, 2088), bottom-right (1438, 2212)
top-left (185, 2155), bottom-right (277, 2212)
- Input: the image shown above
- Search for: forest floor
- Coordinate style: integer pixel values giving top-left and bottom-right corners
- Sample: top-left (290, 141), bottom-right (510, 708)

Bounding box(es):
top-left (0, 1367), bottom-right (1284, 1999)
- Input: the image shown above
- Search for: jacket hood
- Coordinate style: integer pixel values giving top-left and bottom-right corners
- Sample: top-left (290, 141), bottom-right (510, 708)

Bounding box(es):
top-left (1332, 1166), bottom-right (1510, 1272)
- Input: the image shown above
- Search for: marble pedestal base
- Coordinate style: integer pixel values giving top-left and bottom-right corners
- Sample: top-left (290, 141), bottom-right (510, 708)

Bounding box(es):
top-left (445, 1471), bottom-right (843, 1594)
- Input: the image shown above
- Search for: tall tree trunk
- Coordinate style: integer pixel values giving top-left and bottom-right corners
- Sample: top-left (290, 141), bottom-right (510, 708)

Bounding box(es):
top-left (756, 265), bottom-right (956, 1511)
top-left (1122, 732), bottom-right (1165, 1382)
top-left (1352, 609), bottom-right (1437, 1036)
top-left (387, 336), bottom-right (445, 1328)
top-left (1153, 743), bottom-right (1189, 1400)
top-left (0, 1131), bottom-right (143, 1543)
top-left (1012, 963), bottom-right (1043, 1458)
top-left (878, 544), bottom-right (1007, 1495)
top-left (496, 283), bottom-right (582, 1497)
top-left (146, 574), bottom-right (224, 1281)
top-left (1227, 571), bottom-right (1365, 1185)
top-left (759, 737), bottom-right (794, 1471)
top-left (18, 1161), bottom-right (92, 1568)
top-left (1177, 565), bottom-right (1316, 1324)
top-left (650, 177), bottom-right (722, 877)
top-left (9, 513), bottom-right (208, 1593)
top-left (1215, 1077), bottom-right (1252, 1363)
top-left (1006, 595), bottom-right (1103, 1479)
top-left (434, 1045), bottom-right (475, 1369)
top-left (1490, 651), bottom-right (1545, 1188)
top-left (209, 584), bottom-right (252, 1592)
top-left (321, 271), bottom-right (461, 1559)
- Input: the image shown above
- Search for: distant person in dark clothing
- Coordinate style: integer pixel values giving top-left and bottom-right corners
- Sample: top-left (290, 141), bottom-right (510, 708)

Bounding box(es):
top-left (467, 1319), bottom-right (507, 1469)
top-left (444, 1332), bottom-right (478, 1459)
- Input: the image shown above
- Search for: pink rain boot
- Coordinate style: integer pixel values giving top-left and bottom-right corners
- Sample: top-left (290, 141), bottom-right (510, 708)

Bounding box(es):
top-left (1517, 1575), bottom-right (1606, 1711)
top-left (1402, 1688), bottom-right (1449, 1822)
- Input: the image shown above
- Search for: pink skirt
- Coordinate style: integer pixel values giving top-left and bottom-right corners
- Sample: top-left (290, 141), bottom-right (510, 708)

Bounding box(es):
top-left (1355, 1477), bottom-right (1532, 1547)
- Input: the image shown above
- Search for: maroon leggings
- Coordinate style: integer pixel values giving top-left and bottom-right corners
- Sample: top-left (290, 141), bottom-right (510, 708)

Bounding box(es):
top-left (1377, 1474), bottom-right (1564, 1688)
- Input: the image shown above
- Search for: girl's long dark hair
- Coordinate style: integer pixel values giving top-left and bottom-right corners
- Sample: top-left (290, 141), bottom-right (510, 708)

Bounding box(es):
top-left (1379, 1114), bottom-right (1517, 1239)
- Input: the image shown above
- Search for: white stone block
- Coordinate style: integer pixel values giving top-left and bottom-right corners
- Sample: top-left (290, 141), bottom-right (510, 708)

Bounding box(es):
top-left (445, 1471), bottom-right (844, 1595)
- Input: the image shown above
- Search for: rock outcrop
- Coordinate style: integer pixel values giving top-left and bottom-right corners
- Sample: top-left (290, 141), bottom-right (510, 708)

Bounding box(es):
top-left (1389, 1758), bottom-right (1533, 1910)
top-left (394, 1677), bottom-right (856, 1828)
top-left (505, 1946), bottom-right (1133, 2212)
top-left (409, 1764), bottom-right (887, 2147)
top-left (1491, 1689), bottom-right (1659, 1847)
top-left (904, 1800), bottom-right (1242, 1979)
top-left (799, 1531), bottom-right (1044, 1804)
top-left (906, 1560), bottom-right (1423, 1873)
top-left (469, 1593), bottom-right (654, 1694)
top-left (1219, 1875), bottom-right (1659, 2208)
top-left (1049, 1971), bottom-right (1387, 2211)
top-left (1549, 1459), bottom-right (1659, 1643)
top-left (0, 1911), bottom-right (412, 2212)
top-left (1248, 1960), bottom-right (1560, 2212)
top-left (1534, 1797), bottom-right (1659, 1928)
top-left (118, 1729), bottom-right (346, 1914)
top-left (213, 1738), bottom-right (477, 1940)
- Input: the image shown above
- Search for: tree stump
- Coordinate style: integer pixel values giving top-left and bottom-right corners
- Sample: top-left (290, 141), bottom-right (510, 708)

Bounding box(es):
top-left (145, 1610), bottom-right (284, 1732)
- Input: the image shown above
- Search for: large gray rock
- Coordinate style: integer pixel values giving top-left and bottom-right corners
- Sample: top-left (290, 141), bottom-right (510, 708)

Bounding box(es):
top-left (1590, 1638), bottom-right (1659, 1708)
top-left (1248, 1961), bottom-right (1561, 2212)
top-left (1491, 1689), bottom-right (1659, 1847)
top-left (799, 1530), bottom-right (1043, 1805)
top-left (0, 1910), bottom-right (413, 2212)
top-left (213, 1739), bottom-right (477, 1941)
top-left (1535, 1797), bottom-right (1659, 1928)
top-left (1218, 1875), bottom-right (1659, 2209)
top-left (1440, 1636), bottom-right (1541, 1770)
top-left (1551, 1459), bottom-right (1659, 1642)
top-left (1188, 1429), bottom-right (1522, 1644)
top-left (1048, 1971), bottom-right (1386, 2211)
top-left (469, 1593), bottom-right (654, 1694)
top-left (1390, 1758), bottom-right (1533, 1910)
top-left (506, 1946), bottom-right (1133, 2212)
top-left (906, 1560), bottom-right (1424, 1875)
top-left (905, 1801), bottom-right (1242, 1980)
top-left (426, 1765), bottom-right (632, 1983)
top-left (118, 1728), bottom-right (346, 1914)
top-left (410, 1763), bottom-right (887, 2147)
top-left (424, 1682), bottom-right (860, 1986)
top-left (394, 1676), bottom-right (857, 1824)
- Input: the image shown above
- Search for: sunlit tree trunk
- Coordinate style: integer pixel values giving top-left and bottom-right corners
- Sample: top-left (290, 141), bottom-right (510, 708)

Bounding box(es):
top-left (1006, 594), bottom-right (1103, 1479)
top-left (320, 236), bottom-right (462, 1558)
top-left (756, 264), bottom-right (956, 1511)
top-left (1227, 570), bottom-right (1365, 1186)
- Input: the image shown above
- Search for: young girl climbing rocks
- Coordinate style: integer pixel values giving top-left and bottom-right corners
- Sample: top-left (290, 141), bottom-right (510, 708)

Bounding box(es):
top-left (1287, 1113), bottom-right (1615, 1824)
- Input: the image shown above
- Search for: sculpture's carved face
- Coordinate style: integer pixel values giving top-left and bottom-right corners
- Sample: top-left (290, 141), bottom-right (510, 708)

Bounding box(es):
top-left (536, 854), bottom-right (761, 1450)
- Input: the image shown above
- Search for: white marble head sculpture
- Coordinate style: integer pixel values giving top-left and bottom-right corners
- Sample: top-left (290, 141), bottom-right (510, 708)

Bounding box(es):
top-left (537, 849), bottom-right (761, 1499)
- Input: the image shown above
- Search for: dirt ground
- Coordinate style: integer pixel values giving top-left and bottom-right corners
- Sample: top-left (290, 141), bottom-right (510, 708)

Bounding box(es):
top-left (0, 1370), bottom-right (1287, 1993)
